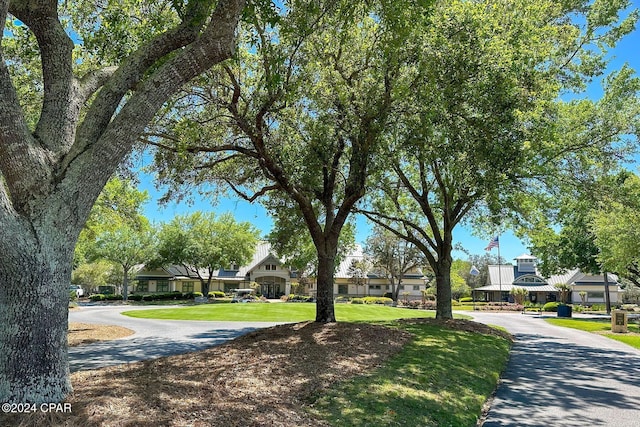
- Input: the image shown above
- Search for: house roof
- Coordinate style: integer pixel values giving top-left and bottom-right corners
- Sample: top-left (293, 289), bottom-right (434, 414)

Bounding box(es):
top-left (514, 254), bottom-right (537, 260)
top-left (334, 245), bottom-right (366, 279)
top-left (137, 242), bottom-right (430, 282)
top-left (484, 262), bottom-right (620, 291)
top-left (475, 283), bottom-right (559, 292)
top-left (487, 265), bottom-right (516, 286)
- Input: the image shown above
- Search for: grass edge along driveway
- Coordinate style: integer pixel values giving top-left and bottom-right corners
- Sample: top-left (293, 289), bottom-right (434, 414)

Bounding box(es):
top-left (310, 319), bottom-right (512, 426)
top-left (545, 317), bottom-right (640, 350)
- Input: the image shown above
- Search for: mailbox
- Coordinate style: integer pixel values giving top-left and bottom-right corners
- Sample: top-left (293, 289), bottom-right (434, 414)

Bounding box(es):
top-left (611, 310), bottom-right (628, 333)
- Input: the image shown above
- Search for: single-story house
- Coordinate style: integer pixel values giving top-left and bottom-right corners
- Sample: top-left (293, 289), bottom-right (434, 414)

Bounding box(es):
top-left (133, 242), bottom-right (429, 299)
top-left (473, 254), bottom-right (620, 304)
top-left (134, 242), bottom-right (294, 298)
top-left (324, 245), bottom-right (429, 300)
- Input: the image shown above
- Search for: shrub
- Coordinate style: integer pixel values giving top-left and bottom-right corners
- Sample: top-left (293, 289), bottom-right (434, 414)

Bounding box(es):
top-left (542, 302), bottom-right (560, 312)
top-left (128, 294), bottom-right (144, 301)
top-left (89, 294), bottom-right (106, 302)
top-left (105, 294), bottom-right (124, 301)
top-left (452, 299), bottom-right (460, 306)
top-left (69, 291), bottom-right (78, 302)
top-left (481, 303), bottom-right (523, 312)
top-left (362, 296), bottom-right (393, 305)
top-left (192, 292), bottom-right (204, 298)
top-left (510, 287), bottom-right (529, 305)
top-left (208, 291), bottom-right (225, 298)
top-left (335, 296), bottom-right (351, 303)
top-left (406, 300), bottom-right (421, 309)
top-left (286, 294), bottom-right (314, 302)
top-left (351, 298), bottom-right (364, 304)
top-left (459, 297), bottom-right (473, 303)
top-left (422, 301), bottom-right (437, 310)
top-left (142, 295), bottom-right (154, 302)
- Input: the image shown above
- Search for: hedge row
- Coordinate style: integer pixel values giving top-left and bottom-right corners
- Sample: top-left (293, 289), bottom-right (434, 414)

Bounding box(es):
top-left (351, 296), bottom-right (393, 305)
top-left (284, 294), bottom-right (316, 302)
top-left (89, 291), bottom-right (228, 302)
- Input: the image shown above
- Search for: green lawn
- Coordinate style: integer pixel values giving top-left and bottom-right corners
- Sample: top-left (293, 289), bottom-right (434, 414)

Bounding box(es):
top-left (122, 303), bottom-right (470, 322)
top-left (545, 317), bottom-right (640, 350)
top-left (309, 322), bottom-right (512, 426)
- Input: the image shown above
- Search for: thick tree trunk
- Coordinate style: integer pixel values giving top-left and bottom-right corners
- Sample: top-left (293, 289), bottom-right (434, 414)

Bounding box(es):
top-left (434, 236), bottom-right (454, 319)
top-left (0, 223), bottom-right (75, 403)
top-left (315, 253), bottom-right (337, 323)
top-left (434, 261), bottom-right (454, 319)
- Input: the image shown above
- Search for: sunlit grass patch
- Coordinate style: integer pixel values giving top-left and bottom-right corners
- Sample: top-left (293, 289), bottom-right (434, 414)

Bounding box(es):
top-left (308, 321), bottom-right (512, 427)
top-left (122, 303), bottom-right (470, 322)
top-left (546, 317), bottom-right (640, 349)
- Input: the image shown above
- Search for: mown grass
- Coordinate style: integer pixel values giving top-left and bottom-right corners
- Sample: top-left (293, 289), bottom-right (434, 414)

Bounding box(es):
top-left (122, 303), bottom-right (471, 322)
top-left (308, 321), bottom-right (512, 426)
top-left (545, 317), bottom-right (640, 350)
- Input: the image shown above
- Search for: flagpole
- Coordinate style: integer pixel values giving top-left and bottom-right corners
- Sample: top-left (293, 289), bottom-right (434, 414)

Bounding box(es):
top-left (498, 236), bottom-right (502, 305)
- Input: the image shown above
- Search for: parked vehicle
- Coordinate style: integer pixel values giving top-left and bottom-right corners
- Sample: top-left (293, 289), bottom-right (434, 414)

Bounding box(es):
top-left (231, 288), bottom-right (256, 303)
top-left (69, 285), bottom-right (84, 298)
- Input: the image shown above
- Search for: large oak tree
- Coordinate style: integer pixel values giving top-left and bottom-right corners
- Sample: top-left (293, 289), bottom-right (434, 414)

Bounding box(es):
top-left (359, 0), bottom-right (639, 319)
top-left (148, 0), bottom-right (421, 322)
top-left (0, 0), bottom-right (245, 403)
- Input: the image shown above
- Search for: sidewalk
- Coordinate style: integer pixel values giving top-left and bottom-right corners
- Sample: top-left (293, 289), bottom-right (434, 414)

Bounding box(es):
top-left (468, 312), bottom-right (640, 427)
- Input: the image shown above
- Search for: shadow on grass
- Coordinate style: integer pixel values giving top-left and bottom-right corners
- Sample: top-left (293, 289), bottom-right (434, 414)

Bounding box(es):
top-left (310, 322), bottom-right (512, 427)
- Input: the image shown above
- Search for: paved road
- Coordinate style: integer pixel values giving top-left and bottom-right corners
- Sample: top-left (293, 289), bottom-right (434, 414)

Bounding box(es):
top-left (70, 306), bottom-right (640, 426)
top-left (467, 312), bottom-right (640, 427)
top-left (68, 305), bottom-right (285, 372)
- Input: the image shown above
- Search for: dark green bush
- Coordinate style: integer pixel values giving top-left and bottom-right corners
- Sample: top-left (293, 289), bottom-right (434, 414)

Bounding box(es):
top-left (89, 294), bottom-right (106, 302)
top-left (460, 297), bottom-right (473, 303)
top-left (542, 302), bottom-right (560, 312)
top-left (287, 294), bottom-right (314, 302)
top-left (361, 296), bottom-right (393, 305)
top-left (208, 291), bottom-right (225, 298)
top-left (142, 294), bottom-right (154, 301)
top-left (351, 298), bottom-right (364, 304)
top-left (105, 294), bottom-right (123, 301)
top-left (128, 294), bottom-right (144, 301)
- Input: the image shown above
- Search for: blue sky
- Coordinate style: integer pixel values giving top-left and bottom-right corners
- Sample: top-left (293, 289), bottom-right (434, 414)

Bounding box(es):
top-left (137, 2), bottom-right (640, 263)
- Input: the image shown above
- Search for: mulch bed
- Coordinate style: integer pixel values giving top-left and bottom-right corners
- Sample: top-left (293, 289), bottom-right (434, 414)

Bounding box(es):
top-left (4, 319), bottom-right (507, 427)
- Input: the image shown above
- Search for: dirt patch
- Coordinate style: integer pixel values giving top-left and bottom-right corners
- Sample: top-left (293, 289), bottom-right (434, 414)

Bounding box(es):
top-left (68, 323), bottom-right (135, 347)
top-left (5, 319), bottom-right (509, 427)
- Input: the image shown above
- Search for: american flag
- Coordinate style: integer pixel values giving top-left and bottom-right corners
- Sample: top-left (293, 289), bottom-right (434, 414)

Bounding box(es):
top-left (485, 236), bottom-right (499, 251)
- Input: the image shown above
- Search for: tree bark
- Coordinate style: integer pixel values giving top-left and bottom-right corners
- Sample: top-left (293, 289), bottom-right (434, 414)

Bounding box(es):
top-left (434, 260), bottom-right (454, 319)
top-left (433, 234), bottom-right (454, 319)
top-left (0, 0), bottom-right (245, 404)
top-left (315, 252), bottom-right (337, 323)
top-left (0, 219), bottom-right (75, 403)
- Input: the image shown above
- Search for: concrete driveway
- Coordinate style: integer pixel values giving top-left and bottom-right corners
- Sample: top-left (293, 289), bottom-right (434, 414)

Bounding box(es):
top-left (68, 305), bottom-right (285, 372)
top-left (468, 312), bottom-right (640, 427)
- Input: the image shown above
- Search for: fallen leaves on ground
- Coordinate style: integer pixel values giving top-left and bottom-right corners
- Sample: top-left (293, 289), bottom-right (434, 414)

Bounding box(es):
top-left (6, 319), bottom-right (506, 427)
